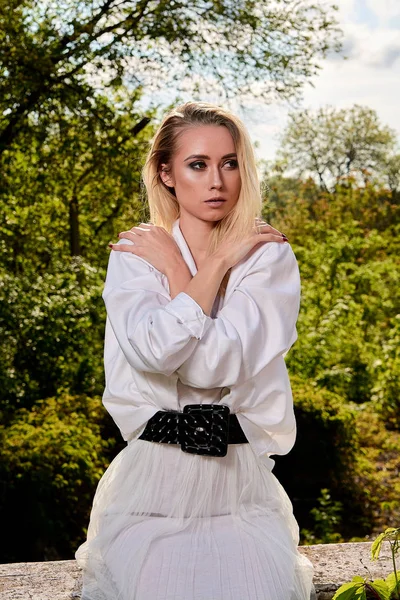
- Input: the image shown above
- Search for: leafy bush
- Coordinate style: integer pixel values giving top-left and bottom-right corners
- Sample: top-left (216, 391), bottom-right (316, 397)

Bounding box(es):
top-left (0, 393), bottom-right (117, 562)
top-left (354, 407), bottom-right (400, 533)
top-left (0, 259), bottom-right (105, 418)
top-left (370, 314), bottom-right (400, 429)
top-left (264, 179), bottom-right (400, 415)
top-left (301, 488), bottom-right (344, 545)
top-left (273, 376), bottom-right (372, 540)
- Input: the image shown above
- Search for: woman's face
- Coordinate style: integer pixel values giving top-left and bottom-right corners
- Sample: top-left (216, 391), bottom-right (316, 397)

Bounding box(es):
top-left (160, 125), bottom-right (241, 223)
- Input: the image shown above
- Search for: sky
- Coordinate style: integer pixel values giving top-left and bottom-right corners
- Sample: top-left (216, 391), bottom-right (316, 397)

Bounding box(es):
top-left (238, 0), bottom-right (400, 163)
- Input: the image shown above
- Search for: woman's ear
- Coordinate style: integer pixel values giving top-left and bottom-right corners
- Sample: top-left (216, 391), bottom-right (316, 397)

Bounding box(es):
top-left (160, 164), bottom-right (174, 188)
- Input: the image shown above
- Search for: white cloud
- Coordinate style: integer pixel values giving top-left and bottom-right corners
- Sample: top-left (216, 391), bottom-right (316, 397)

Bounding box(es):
top-left (366, 0), bottom-right (400, 25)
top-left (333, 21), bottom-right (400, 67)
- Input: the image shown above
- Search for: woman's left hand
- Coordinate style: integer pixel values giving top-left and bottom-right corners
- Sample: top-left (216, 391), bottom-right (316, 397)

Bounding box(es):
top-left (109, 223), bottom-right (183, 275)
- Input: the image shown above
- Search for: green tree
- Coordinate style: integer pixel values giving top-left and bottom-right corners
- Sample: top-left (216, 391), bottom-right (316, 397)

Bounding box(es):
top-left (0, 88), bottom-right (153, 273)
top-left (263, 178), bottom-right (400, 417)
top-left (383, 153), bottom-right (400, 201)
top-left (273, 105), bottom-right (398, 191)
top-left (0, 0), bottom-right (342, 154)
top-left (370, 314), bottom-right (400, 428)
top-left (0, 259), bottom-right (105, 416)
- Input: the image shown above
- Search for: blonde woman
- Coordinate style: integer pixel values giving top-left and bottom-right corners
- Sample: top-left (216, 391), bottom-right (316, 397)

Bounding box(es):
top-left (76, 102), bottom-right (315, 599)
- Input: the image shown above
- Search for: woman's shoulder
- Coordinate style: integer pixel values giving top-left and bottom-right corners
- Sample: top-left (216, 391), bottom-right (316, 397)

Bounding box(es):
top-left (238, 240), bottom-right (298, 275)
top-left (259, 238), bottom-right (297, 261)
top-left (227, 241), bottom-right (299, 298)
top-left (104, 238), bottom-right (165, 289)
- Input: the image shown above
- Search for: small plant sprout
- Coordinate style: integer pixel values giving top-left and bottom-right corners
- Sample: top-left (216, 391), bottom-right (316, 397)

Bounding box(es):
top-left (333, 527), bottom-right (400, 600)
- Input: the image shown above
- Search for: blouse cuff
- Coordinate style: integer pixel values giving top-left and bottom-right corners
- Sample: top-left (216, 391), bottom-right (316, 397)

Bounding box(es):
top-left (164, 292), bottom-right (212, 340)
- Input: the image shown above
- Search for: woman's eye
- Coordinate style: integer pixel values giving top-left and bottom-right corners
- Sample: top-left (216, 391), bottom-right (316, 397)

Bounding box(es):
top-left (189, 161), bottom-right (207, 170)
top-left (223, 159), bottom-right (238, 169)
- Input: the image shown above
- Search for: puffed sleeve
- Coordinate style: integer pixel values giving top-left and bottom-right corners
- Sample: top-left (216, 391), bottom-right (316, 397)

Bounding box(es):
top-left (102, 239), bottom-right (213, 375)
top-left (175, 242), bottom-right (301, 388)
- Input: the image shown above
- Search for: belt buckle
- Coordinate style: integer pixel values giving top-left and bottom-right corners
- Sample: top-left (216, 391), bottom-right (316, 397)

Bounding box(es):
top-left (180, 404), bottom-right (230, 457)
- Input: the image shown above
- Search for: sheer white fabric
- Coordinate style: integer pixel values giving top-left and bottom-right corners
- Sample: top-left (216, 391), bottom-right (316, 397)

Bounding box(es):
top-left (75, 218), bottom-right (315, 599)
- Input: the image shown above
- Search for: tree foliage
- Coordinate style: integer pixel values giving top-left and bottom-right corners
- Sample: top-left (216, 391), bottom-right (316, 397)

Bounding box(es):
top-left (0, 0), bottom-right (342, 153)
top-left (0, 88), bottom-right (153, 271)
top-left (273, 375), bottom-right (370, 541)
top-left (0, 259), bottom-right (105, 417)
top-left (273, 105), bottom-right (399, 193)
top-left (264, 175), bottom-right (399, 417)
top-left (0, 393), bottom-right (115, 562)
top-left (265, 166), bottom-right (400, 542)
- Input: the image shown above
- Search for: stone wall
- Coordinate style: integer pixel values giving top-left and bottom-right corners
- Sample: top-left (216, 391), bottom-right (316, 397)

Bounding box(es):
top-left (0, 542), bottom-right (394, 600)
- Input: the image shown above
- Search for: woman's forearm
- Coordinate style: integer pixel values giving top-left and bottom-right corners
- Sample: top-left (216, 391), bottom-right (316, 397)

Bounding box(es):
top-left (166, 257), bottom-right (193, 300)
top-left (166, 256), bottom-right (228, 316)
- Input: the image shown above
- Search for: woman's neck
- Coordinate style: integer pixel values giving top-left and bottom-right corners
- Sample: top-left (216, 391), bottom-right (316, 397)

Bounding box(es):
top-left (178, 214), bottom-right (215, 261)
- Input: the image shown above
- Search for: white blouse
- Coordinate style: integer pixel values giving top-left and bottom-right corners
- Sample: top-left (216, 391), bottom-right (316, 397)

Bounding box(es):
top-left (102, 217), bottom-right (301, 458)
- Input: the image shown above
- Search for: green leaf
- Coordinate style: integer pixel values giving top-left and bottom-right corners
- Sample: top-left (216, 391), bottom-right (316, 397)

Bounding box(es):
top-left (333, 580), bottom-right (365, 600)
top-left (386, 572), bottom-right (400, 595)
top-left (367, 579), bottom-right (390, 600)
top-left (371, 533), bottom-right (386, 560)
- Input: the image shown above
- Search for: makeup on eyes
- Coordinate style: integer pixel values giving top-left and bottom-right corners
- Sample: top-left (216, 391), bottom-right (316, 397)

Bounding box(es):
top-left (183, 153), bottom-right (237, 162)
top-left (188, 159), bottom-right (238, 170)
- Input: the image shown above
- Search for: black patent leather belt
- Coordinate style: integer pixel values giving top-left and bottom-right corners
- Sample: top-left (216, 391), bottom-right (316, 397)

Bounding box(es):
top-left (138, 404), bottom-right (248, 457)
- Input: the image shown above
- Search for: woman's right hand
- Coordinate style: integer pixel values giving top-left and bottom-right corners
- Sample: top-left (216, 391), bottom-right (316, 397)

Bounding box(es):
top-left (212, 220), bottom-right (288, 270)
top-left (109, 223), bottom-right (183, 275)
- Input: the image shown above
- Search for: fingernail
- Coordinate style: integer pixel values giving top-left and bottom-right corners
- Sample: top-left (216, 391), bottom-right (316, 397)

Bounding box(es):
top-left (282, 234), bottom-right (288, 242)
top-left (108, 243), bottom-right (113, 248)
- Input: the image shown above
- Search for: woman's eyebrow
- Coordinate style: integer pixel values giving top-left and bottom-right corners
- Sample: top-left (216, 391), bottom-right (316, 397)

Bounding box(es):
top-left (183, 153), bottom-right (237, 162)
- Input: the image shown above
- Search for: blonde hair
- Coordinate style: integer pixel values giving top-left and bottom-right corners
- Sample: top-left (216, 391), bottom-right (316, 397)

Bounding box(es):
top-left (142, 101), bottom-right (262, 297)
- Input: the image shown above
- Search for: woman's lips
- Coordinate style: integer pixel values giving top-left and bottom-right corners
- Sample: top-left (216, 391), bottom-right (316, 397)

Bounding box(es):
top-left (205, 200), bottom-right (225, 207)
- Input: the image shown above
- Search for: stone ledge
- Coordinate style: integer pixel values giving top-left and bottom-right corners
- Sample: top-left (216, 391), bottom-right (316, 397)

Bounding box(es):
top-left (0, 542), bottom-right (393, 600)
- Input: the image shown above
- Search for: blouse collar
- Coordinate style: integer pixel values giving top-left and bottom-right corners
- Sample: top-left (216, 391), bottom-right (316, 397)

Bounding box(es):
top-left (172, 217), bottom-right (198, 277)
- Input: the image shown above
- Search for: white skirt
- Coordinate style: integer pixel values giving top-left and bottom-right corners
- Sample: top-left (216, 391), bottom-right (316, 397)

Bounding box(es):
top-left (75, 438), bottom-right (314, 600)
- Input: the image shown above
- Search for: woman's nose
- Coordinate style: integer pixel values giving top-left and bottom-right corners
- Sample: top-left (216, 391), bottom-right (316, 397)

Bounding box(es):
top-left (209, 166), bottom-right (223, 189)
